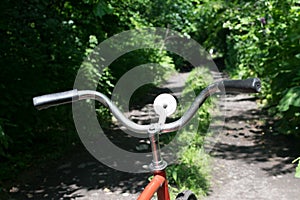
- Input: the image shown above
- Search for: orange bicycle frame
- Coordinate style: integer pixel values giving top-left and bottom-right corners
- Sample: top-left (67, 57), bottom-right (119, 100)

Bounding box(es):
top-left (138, 170), bottom-right (170, 200)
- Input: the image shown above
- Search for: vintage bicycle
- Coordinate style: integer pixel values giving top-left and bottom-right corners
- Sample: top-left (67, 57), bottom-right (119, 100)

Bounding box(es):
top-left (33, 77), bottom-right (261, 200)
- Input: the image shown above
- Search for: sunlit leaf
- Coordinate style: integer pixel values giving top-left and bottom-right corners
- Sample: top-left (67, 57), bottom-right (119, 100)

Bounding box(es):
top-left (295, 161), bottom-right (300, 178)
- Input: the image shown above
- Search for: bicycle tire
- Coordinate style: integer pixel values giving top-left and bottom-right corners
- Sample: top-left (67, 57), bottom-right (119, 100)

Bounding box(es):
top-left (175, 190), bottom-right (197, 200)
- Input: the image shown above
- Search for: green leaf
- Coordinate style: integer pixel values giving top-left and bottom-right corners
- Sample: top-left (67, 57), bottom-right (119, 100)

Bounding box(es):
top-left (295, 162), bottom-right (300, 178)
top-left (93, 1), bottom-right (113, 18)
top-left (278, 87), bottom-right (300, 112)
top-left (240, 17), bottom-right (251, 25)
top-left (172, 170), bottom-right (178, 182)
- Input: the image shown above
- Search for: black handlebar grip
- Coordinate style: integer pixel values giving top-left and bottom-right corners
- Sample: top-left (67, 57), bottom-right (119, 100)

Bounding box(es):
top-left (220, 78), bottom-right (261, 93)
top-left (33, 89), bottom-right (79, 110)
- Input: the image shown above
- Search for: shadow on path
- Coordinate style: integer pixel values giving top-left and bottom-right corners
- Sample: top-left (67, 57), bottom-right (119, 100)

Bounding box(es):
top-left (211, 105), bottom-right (300, 177)
top-left (5, 140), bottom-right (150, 200)
top-left (205, 94), bottom-right (300, 200)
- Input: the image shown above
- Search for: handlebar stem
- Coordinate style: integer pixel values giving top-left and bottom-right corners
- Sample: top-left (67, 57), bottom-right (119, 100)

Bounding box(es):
top-left (148, 124), bottom-right (167, 171)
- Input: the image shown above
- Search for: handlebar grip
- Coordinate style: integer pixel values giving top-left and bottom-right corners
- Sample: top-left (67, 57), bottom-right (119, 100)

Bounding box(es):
top-left (33, 89), bottom-right (79, 110)
top-left (221, 78), bottom-right (261, 93)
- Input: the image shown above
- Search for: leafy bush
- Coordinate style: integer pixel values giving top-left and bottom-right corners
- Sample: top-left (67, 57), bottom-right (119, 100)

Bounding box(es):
top-left (193, 0), bottom-right (300, 177)
top-left (0, 0), bottom-right (177, 182)
top-left (1, 0), bottom-right (87, 170)
top-left (197, 0), bottom-right (300, 136)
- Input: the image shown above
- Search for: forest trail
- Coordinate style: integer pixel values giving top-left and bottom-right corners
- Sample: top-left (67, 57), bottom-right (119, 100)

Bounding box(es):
top-left (205, 93), bottom-right (300, 200)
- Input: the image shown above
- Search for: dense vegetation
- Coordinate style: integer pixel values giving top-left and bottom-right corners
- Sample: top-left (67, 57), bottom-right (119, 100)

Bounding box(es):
top-left (1, 0), bottom-right (299, 196)
top-left (203, 0), bottom-right (300, 137)
top-left (197, 0), bottom-right (300, 177)
top-left (0, 0), bottom-right (178, 180)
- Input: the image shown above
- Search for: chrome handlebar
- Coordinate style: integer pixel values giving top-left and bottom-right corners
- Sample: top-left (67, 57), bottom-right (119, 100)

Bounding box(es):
top-left (33, 78), bottom-right (261, 134)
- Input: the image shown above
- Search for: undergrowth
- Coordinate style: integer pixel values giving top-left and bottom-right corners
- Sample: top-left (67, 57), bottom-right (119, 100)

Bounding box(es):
top-left (165, 67), bottom-right (215, 198)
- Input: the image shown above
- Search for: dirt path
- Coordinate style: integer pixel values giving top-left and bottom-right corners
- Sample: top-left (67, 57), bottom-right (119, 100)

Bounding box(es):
top-left (205, 94), bottom-right (300, 200)
top-left (5, 143), bottom-right (147, 200)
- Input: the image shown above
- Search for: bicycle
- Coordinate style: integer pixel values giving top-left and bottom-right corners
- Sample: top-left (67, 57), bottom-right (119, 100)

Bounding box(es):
top-left (33, 77), bottom-right (261, 200)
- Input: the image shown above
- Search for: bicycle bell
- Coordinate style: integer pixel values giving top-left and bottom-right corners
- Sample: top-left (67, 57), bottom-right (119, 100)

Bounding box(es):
top-left (153, 93), bottom-right (177, 117)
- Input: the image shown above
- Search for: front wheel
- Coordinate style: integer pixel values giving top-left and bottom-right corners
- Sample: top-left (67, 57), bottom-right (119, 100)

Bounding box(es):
top-left (175, 190), bottom-right (197, 200)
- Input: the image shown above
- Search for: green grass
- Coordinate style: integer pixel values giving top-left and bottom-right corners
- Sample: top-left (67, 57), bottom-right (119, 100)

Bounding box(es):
top-left (166, 137), bottom-right (211, 198)
top-left (162, 67), bottom-right (215, 198)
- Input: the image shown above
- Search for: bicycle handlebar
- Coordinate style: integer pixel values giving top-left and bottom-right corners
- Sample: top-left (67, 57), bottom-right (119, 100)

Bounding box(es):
top-left (33, 89), bottom-right (79, 110)
top-left (222, 78), bottom-right (261, 93)
top-left (33, 78), bottom-right (261, 134)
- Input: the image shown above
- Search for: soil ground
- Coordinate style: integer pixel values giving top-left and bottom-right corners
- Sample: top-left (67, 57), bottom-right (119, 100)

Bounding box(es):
top-left (205, 94), bottom-right (300, 200)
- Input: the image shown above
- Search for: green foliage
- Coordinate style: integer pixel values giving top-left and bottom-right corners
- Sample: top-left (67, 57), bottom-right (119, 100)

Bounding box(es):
top-left (278, 87), bottom-right (300, 112)
top-left (198, 0), bottom-right (300, 136)
top-left (166, 68), bottom-right (213, 198)
top-left (110, 0), bottom-right (199, 34)
top-left (182, 68), bottom-right (214, 133)
top-left (167, 149), bottom-right (210, 198)
top-left (195, 0), bottom-right (300, 177)
top-left (0, 0), bottom-right (179, 183)
top-left (167, 137), bottom-right (210, 198)
top-left (1, 0), bottom-right (85, 165)
top-left (292, 157), bottom-right (300, 178)
top-left (0, 121), bottom-right (10, 157)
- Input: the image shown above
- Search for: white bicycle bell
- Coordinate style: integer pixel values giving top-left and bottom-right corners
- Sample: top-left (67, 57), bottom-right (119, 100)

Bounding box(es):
top-left (153, 93), bottom-right (177, 117)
